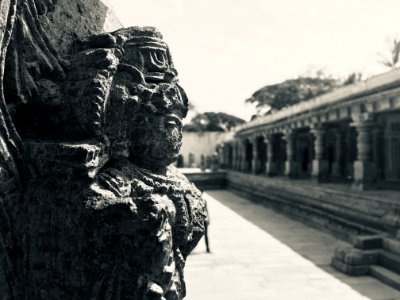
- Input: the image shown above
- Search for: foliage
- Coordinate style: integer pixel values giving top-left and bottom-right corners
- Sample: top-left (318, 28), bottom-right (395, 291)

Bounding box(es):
top-left (343, 72), bottom-right (363, 85)
top-left (379, 38), bottom-right (400, 69)
top-left (246, 76), bottom-right (339, 113)
top-left (183, 112), bottom-right (245, 132)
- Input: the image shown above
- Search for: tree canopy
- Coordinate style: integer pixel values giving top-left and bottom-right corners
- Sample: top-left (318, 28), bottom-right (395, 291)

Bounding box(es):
top-left (246, 76), bottom-right (339, 114)
top-left (379, 38), bottom-right (400, 69)
top-left (183, 112), bottom-right (245, 132)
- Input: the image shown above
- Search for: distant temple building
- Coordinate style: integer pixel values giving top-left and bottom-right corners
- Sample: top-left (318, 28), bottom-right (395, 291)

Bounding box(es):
top-left (196, 69), bottom-right (400, 289)
top-left (180, 131), bottom-right (233, 168)
top-left (218, 69), bottom-right (400, 190)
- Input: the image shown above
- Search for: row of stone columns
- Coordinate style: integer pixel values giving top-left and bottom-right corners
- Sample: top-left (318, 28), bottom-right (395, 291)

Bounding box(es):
top-left (220, 114), bottom-right (380, 190)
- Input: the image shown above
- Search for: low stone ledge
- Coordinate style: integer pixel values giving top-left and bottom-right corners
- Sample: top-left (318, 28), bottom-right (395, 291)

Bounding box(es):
top-left (183, 171), bottom-right (227, 190)
top-left (226, 171), bottom-right (399, 234)
top-left (352, 234), bottom-right (385, 250)
top-left (334, 246), bottom-right (378, 265)
top-left (331, 257), bottom-right (370, 276)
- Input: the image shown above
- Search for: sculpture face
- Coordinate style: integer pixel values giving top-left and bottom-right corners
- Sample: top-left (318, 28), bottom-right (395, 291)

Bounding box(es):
top-left (127, 83), bottom-right (187, 169)
top-left (107, 28), bottom-right (188, 170)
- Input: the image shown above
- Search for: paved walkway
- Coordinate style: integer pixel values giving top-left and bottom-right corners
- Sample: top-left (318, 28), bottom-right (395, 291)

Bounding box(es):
top-left (184, 190), bottom-right (400, 300)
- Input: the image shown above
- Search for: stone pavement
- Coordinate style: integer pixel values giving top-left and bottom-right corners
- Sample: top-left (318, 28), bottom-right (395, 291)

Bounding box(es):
top-left (184, 190), bottom-right (400, 300)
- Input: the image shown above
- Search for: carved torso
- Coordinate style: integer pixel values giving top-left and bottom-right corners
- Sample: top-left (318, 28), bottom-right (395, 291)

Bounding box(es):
top-left (85, 162), bottom-right (204, 299)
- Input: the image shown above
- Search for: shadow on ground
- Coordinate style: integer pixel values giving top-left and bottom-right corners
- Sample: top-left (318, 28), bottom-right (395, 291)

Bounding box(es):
top-left (205, 190), bottom-right (400, 300)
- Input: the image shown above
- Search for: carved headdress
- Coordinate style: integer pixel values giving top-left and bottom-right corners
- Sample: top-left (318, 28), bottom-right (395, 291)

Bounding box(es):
top-left (65, 27), bottom-right (189, 169)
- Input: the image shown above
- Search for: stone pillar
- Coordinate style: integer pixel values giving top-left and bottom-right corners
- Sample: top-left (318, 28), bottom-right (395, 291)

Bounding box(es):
top-left (218, 145), bottom-right (224, 168)
top-left (265, 135), bottom-right (276, 175)
top-left (311, 125), bottom-right (328, 181)
top-left (232, 143), bottom-right (238, 170)
top-left (352, 119), bottom-right (376, 190)
top-left (331, 130), bottom-right (342, 177)
top-left (251, 137), bottom-right (258, 174)
top-left (241, 141), bottom-right (248, 172)
top-left (238, 141), bottom-right (245, 172)
top-left (284, 130), bottom-right (296, 177)
top-left (224, 144), bottom-right (230, 169)
top-left (372, 127), bottom-right (383, 180)
top-left (240, 142), bottom-right (246, 172)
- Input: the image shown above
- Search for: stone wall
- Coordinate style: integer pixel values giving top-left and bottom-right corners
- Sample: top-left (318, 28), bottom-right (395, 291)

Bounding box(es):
top-left (225, 171), bottom-right (400, 239)
top-left (184, 171), bottom-right (227, 190)
top-left (180, 131), bottom-right (233, 167)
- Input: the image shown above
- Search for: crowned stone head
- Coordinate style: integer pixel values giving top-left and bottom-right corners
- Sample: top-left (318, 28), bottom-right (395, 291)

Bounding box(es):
top-left (66, 27), bottom-right (188, 172)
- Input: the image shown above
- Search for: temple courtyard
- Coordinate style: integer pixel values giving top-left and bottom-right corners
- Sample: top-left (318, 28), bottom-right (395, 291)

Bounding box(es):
top-left (185, 190), bottom-right (400, 300)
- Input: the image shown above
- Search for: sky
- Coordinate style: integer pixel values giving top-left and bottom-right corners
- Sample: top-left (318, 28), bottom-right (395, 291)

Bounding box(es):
top-left (109, 0), bottom-right (400, 121)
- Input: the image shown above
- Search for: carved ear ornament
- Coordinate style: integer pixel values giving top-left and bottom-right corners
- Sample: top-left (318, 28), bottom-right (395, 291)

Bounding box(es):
top-left (117, 64), bottom-right (146, 84)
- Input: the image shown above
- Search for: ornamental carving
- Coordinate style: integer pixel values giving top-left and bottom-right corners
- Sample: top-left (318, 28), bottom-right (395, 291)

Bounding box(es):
top-left (0, 1), bottom-right (205, 299)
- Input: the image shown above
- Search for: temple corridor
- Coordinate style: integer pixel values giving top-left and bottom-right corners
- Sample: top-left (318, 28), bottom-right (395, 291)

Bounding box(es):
top-left (185, 190), bottom-right (400, 300)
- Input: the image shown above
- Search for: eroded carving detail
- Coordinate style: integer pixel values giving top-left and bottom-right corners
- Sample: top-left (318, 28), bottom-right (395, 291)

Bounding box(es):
top-left (0, 1), bottom-right (205, 299)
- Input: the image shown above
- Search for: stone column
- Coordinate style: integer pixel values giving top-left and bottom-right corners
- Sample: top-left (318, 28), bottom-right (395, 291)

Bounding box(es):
top-left (311, 125), bottom-right (328, 181)
top-left (372, 127), bottom-right (383, 180)
top-left (352, 118), bottom-right (376, 190)
top-left (284, 130), bottom-right (296, 177)
top-left (235, 142), bottom-right (240, 171)
top-left (222, 146), bottom-right (226, 168)
top-left (218, 145), bottom-right (224, 168)
top-left (228, 144), bottom-right (233, 169)
top-left (265, 134), bottom-right (276, 175)
top-left (251, 137), bottom-right (258, 174)
top-left (331, 130), bottom-right (342, 177)
top-left (238, 141), bottom-right (245, 172)
top-left (232, 142), bottom-right (238, 170)
top-left (242, 141), bottom-right (249, 172)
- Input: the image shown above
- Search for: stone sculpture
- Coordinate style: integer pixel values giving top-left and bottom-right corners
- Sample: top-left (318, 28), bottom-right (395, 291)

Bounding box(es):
top-left (0, 1), bottom-right (205, 299)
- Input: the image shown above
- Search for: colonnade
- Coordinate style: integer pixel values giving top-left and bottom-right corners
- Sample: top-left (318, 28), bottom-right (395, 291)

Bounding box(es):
top-left (218, 115), bottom-right (383, 190)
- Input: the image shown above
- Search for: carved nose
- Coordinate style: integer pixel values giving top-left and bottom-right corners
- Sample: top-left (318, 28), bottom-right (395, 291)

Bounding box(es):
top-left (162, 96), bottom-right (173, 108)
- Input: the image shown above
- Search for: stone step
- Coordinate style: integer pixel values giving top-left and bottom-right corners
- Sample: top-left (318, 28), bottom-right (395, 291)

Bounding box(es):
top-left (229, 184), bottom-right (377, 242)
top-left (228, 175), bottom-right (383, 234)
top-left (227, 172), bottom-right (400, 234)
top-left (370, 265), bottom-right (400, 291)
top-left (379, 250), bottom-right (400, 274)
top-left (331, 257), bottom-right (369, 276)
top-left (352, 234), bottom-right (384, 250)
top-left (383, 238), bottom-right (400, 256)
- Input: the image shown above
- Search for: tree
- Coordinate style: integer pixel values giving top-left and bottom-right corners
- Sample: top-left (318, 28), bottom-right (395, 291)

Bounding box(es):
top-left (379, 38), bottom-right (400, 69)
top-left (183, 112), bottom-right (245, 132)
top-left (246, 76), bottom-right (338, 114)
top-left (343, 72), bottom-right (363, 85)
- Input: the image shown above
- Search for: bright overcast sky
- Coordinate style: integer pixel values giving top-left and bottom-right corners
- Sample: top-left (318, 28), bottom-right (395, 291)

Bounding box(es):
top-left (109, 0), bottom-right (400, 121)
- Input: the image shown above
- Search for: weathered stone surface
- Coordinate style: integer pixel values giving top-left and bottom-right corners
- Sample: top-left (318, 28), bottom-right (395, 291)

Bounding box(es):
top-left (352, 234), bottom-right (384, 250)
top-left (334, 246), bottom-right (377, 265)
top-left (0, 1), bottom-right (205, 299)
top-left (331, 257), bottom-right (370, 276)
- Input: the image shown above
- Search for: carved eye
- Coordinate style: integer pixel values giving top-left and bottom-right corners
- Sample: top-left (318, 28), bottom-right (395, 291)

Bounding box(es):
top-left (165, 114), bottom-right (182, 127)
top-left (149, 50), bottom-right (167, 69)
top-left (155, 51), bottom-right (167, 65)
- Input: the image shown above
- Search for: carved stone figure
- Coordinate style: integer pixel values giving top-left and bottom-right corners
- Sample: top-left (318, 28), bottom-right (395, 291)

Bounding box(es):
top-left (0, 1), bottom-right (205, 299)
